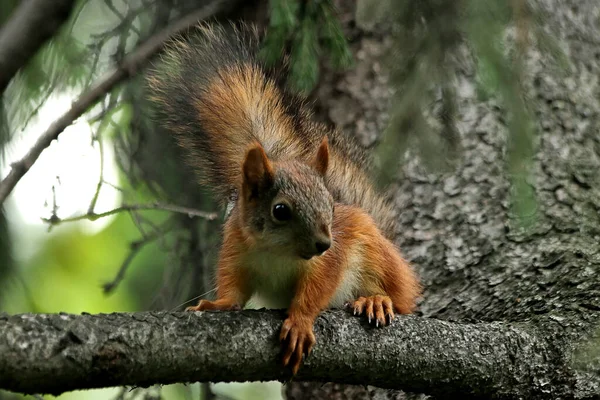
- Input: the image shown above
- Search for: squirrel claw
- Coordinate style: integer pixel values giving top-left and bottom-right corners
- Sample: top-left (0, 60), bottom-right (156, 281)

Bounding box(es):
top-left (351, 295), bottom-right (394, 327)
top-left (280, 317), bottom-right (316, 375)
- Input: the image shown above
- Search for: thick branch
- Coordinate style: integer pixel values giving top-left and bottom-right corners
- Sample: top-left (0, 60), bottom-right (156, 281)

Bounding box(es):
top-left (0, 311), bottom-right (574, 399)
top-left (0, 0), bottom-right (76, 93)
top-left (0, 0), bottom-right (241, 205)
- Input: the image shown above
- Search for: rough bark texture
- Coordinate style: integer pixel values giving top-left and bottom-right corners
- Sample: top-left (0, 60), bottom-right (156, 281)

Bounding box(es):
top-left (0, 310), bottom-right (579, 399)
top-left (288, 0), bottom-right (600, 398)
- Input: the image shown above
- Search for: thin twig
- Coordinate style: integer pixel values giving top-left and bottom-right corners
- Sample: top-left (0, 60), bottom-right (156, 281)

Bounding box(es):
top-left (103, 217), bottom-right (176, 294)
top-left (20, 80), bottom-right (58, 132)
top-left (88, 162), bottom-right (104, 213)
top-left (128, 208), bottom-right (151, 237)
top-left (101, 180), bottom-right (126, 193)
top-left (42, 202), bottom-right (218, 226)
top-left (87, 103), bottom-right (109, 215)
top-left (102, 239), bottom-right (146, 294)
top-left (50, 183), bottom-right (59, 219)
top-left (83, 42), bottom-right (104, 90)
top-left (92, 3), bottom-right (142, 40)
top-left (0, 0), bottom-right (241, 205)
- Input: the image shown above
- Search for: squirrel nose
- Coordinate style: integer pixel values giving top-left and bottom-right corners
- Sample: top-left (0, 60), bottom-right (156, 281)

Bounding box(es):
top-left (315, 238), bottom-right (331, 254)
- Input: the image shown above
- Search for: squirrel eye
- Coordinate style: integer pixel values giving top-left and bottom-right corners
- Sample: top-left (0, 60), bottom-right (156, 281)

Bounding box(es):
top-left (272, 203), bottom-right (292, 222)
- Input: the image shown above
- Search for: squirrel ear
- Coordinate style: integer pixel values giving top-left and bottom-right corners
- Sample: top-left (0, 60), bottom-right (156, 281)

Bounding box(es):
top-left (313, 137), bottom-right (329, 177)
top-left (243, 144), bottom-right (274, 196)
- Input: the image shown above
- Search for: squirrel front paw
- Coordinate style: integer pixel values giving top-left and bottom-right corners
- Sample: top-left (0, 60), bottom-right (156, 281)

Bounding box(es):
top-left (185, 299), bottom-right (241, 312)
top-left (350, 295), bottom-right (395, 327)
top-left (280, 317), bottom-right (316, 375)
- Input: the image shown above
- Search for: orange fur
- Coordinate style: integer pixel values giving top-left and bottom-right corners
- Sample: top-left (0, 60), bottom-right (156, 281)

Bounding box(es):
top-left (150, 24), bottom-right (421, 375)
top-left (191, 201), bottom-right (421, 374)
top-left (195, 66), bottom-right (304, 189)
top-left (148, 24), bottom-right (398, 237)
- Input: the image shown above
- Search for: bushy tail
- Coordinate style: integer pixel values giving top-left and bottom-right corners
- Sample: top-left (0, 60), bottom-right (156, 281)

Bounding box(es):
top-left (147, 23), bottom-right (397, 238)
top-left (147, 24), bottom-right (308, 202)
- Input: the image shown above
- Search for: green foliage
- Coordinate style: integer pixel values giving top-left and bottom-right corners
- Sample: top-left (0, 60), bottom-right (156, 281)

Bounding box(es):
top-left (0, 0), bottom-right (220, 321)
top-left (367, 0), bottom-right (463, 179)
top-left (0, 217), bottom-right (136, 315)
top-left (319, 2), bottom-right (353, 70)
top-left (259, 0), bottom-right (298, 67)
top-left (289, 8), bottom-right (320, 94)
top-left (2, 0), bottom-right (92, 146)
top-left (465, 0), bottom-right (539, 224)
top-left (360, 0), bottom-right (568, 226)
top-left (0, 0), bottom-right (18, 150)
top-left (261, 0), bottom-right (353, 93)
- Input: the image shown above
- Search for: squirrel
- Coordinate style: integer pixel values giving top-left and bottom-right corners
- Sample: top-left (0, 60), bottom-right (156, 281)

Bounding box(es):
top-left (147, 23), bottom-right (421, 374)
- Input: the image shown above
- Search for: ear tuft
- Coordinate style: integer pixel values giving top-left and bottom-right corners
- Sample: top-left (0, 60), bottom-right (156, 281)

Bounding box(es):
top-left (242, 144), bottom-right (274, 195)
top-left (313, 137), bottom-right (329, 177)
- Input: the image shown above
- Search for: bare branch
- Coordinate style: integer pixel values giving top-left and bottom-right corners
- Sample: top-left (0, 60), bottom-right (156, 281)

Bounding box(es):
top-left (0, 0), bottom-right (76, 93)
top-left (87, 134), bottom-right (106, 215)
top-left (42, 202), bottom-right (218, 226)
top-left (0, 0), bottom-right (243, 205)
top-left (103, 217), bottom-right (178, 294)
top-left (102, 236), bottom-right (157, 295)
top-left (0, 311), bottom-right (577, 399)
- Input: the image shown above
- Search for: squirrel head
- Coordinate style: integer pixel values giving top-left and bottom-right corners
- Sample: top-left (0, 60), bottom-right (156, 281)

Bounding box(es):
top-left (240, 137), bottom-right (334, 260)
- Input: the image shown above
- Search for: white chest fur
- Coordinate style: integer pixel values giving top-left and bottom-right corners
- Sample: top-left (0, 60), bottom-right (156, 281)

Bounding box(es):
top-left (242, 249), bottom-right (363, 310)
top-left (243, 251), bottom-right (301, 309)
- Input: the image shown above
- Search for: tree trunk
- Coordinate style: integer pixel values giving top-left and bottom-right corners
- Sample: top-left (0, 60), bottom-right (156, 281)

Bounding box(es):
top-left (288, 0), bottom-right (600, 398)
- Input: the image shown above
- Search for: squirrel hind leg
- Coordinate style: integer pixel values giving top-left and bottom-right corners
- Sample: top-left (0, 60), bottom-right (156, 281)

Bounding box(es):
top-left (349, 295), bottom-right (395, 327)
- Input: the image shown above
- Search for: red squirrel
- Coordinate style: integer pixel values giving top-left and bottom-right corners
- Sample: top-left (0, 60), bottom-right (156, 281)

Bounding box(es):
top-left (147, 23), bottom-right (421, 374)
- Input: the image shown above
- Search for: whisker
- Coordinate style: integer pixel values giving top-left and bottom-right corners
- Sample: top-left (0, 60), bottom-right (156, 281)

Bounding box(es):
top-left (169, 288), bottom-right (217, 312)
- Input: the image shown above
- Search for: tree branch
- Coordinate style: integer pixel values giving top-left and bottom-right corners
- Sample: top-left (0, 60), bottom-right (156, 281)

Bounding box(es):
top-left (0, 310), bottom-right (576, 399)
top-left (102, 217), bottom-right (177, 295)
top-left (42, 202), bottom-right (218, 226)
top-left (0, 0), bottom-right (242, 205)
top-left (0, 0), bottom-right (76, 93)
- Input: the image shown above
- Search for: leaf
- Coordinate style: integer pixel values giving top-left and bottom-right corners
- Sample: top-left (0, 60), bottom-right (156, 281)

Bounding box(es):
top-left (259, 0), bottom-right (300, 67)
top-left (288, 12), bottom-right (320, 93)
top-left (320, 1), bottom-right (353, 69)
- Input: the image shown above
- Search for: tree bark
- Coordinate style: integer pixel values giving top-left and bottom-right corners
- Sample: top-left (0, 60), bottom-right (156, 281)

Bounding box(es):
top-left (0, 310), bottom-right (581, 399)
top-left (289, 0), bottom-right (600, 398)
